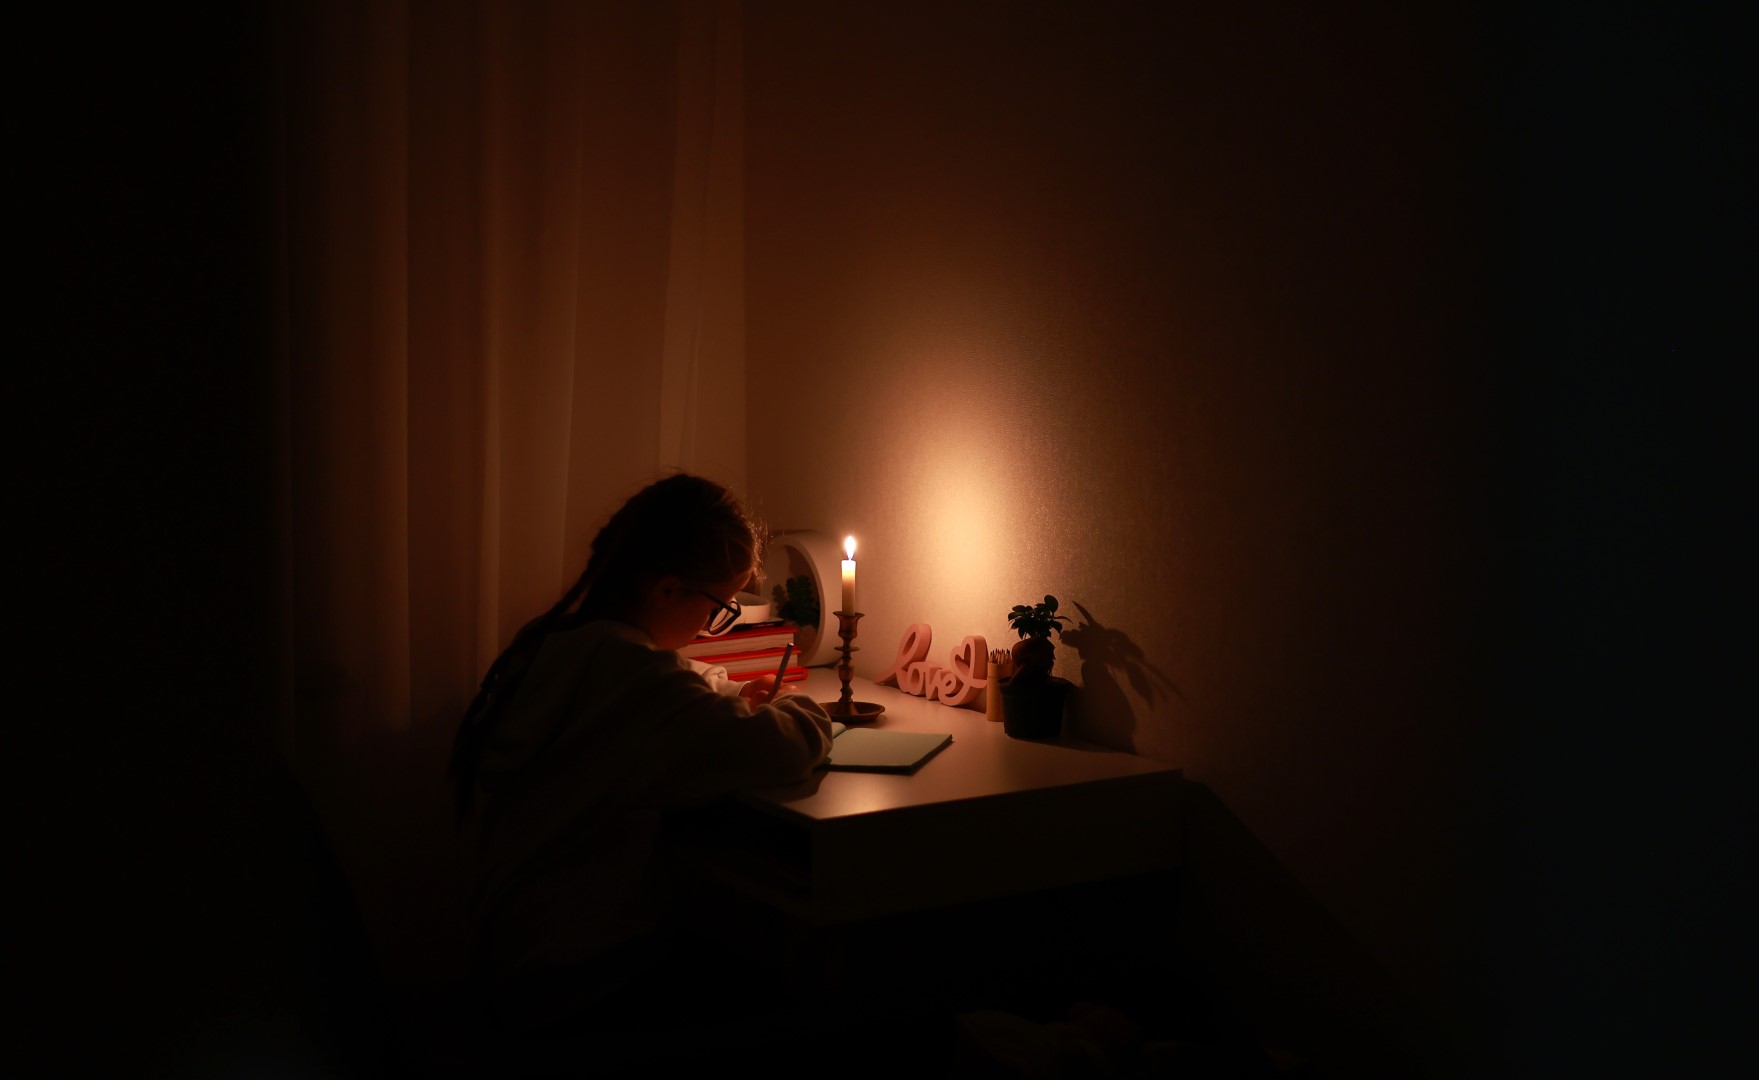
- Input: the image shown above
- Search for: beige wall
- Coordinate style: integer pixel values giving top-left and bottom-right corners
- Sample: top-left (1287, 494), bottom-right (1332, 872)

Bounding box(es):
top-left (744, 1), bottom-right (1492, 1061)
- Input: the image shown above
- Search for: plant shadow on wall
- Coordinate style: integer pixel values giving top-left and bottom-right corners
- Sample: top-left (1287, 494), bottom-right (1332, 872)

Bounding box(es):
top-left (1061, 601), bottom-right (1184, 752)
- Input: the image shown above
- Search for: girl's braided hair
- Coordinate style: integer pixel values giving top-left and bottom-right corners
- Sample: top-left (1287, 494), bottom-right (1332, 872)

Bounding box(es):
top-left (447, 472), bottom-right (762, 824)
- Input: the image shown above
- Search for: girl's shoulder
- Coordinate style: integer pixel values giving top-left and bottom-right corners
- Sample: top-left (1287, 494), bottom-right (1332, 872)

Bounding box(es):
top-left (562, 617), bottom-right (646, 646)
top-left (541, 618), bottom-right (695, 680)
top-left (541, 617), bottom-right (652, 663)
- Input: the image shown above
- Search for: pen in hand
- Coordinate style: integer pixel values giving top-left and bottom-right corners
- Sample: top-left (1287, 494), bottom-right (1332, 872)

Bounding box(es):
top-left (763, 643), bottom-right (794, 704)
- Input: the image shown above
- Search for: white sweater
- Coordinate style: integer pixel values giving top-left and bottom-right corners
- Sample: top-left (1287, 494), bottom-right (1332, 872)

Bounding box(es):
top-left (465, 618), bottom-right (833, 988)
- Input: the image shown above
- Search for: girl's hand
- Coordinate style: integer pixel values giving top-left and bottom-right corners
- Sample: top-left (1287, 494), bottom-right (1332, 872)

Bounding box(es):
top-left (740, 676), bottom-right (786, 704)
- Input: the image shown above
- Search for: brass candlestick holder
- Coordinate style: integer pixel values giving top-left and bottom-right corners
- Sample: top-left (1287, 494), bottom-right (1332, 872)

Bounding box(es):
top-left (821, 610), bottom-right (884, 721)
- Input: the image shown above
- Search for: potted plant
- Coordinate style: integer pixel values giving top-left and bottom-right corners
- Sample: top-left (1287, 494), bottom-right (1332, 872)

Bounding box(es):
top-left (999, 595), bottom-right (1073, 739)
top-left (771, 574), bottom-right (820, 631)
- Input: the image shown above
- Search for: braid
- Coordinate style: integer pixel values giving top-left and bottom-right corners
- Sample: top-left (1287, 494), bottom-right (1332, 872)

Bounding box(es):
top-left (447, 472), bottom-right (760, 827)
top-left (446, 562), bottom-right (592, 826)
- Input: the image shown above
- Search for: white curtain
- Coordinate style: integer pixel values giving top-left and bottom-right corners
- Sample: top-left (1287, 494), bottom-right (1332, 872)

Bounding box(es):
top-left (271, 0), bottom-right (746, 755)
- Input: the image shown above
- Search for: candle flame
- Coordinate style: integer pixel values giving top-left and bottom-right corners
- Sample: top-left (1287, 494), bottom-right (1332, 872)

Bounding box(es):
top-left (844, 535), bottom-right (857, 560)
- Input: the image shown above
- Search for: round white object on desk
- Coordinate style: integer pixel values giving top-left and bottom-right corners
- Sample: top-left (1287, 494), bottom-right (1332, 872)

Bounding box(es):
top-left (763, 528), bottom-right (846, 668)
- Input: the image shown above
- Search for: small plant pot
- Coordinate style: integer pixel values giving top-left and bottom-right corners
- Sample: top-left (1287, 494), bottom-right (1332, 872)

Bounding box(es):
top-left (999, 675), bottom-right (1072, 740)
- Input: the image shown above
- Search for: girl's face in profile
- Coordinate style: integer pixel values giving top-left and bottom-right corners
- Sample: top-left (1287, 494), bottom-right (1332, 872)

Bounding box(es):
top-left (640, 569), bottom-right (751, 652)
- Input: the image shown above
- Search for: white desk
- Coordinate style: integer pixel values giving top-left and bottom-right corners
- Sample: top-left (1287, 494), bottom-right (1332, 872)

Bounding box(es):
top-left (678, 669), bottom-right (1183, 926)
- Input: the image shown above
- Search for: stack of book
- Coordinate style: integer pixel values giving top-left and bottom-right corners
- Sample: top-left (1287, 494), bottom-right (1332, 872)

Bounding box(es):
top-left (679, 620), bottom-right (808, 686)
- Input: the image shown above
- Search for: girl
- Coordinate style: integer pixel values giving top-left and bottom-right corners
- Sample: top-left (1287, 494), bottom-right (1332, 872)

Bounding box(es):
top-left (448, 472), bottom-right (834, 1044)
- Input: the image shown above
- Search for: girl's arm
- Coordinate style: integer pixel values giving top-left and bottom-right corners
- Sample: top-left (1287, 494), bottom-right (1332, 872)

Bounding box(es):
top-left (657, 676), bottom-right (835, 806)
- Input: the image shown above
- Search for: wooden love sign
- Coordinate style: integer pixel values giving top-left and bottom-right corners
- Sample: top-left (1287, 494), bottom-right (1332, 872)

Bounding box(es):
top-left (875, 624), bottom-right (989, 709)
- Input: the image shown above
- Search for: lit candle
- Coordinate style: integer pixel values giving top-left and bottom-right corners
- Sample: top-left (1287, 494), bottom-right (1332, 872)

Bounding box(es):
top-left (841, 535), bottom-right (857, 614)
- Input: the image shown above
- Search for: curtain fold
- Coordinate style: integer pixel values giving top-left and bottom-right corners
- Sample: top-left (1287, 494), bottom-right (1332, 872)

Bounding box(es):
top-left (270, 0), bottom-right (746, 759)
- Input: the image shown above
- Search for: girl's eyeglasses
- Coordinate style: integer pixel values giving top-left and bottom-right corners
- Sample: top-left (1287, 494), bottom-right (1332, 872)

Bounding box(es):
top-left (695, 590), bottom-right (742, 636)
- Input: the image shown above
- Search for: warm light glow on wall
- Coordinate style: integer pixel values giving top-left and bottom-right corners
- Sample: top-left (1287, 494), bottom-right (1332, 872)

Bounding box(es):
top-left (900, 419), bottom-right (1022, 639)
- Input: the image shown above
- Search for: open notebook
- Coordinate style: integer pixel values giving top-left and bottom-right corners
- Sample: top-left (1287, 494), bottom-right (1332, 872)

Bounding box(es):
top-left (823, 721), bottom-right (951, 773)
